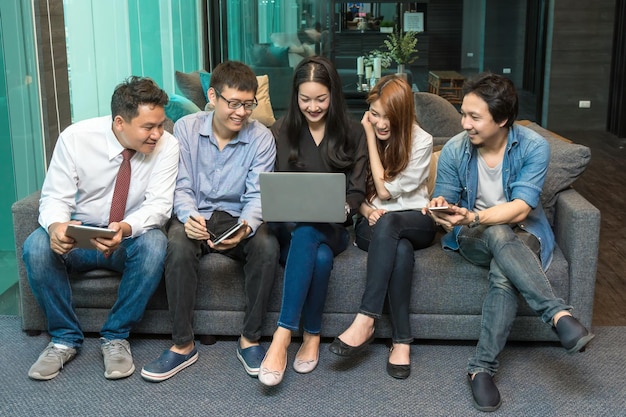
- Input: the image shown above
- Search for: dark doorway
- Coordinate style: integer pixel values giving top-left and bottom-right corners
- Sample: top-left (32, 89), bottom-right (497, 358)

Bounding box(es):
top-left (523, 0), bottom-right (549, 123)
top-left (608, 0), bottom-right (626, 138)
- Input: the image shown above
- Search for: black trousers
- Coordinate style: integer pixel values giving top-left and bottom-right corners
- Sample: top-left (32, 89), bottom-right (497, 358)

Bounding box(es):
top-left (164, 214), bottom-right (279, 345)
top-left (355, 210), bottom-right (436, 343)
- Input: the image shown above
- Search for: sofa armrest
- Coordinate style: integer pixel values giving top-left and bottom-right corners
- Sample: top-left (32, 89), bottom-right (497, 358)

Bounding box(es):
top-left (11, 191), bottom-right (46, 330)
top-left (552, 188), bottom-right (600, 328)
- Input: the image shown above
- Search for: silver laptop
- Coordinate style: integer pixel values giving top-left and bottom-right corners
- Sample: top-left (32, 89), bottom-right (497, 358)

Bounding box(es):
top-left (260, 172), bottom-right (346, 222)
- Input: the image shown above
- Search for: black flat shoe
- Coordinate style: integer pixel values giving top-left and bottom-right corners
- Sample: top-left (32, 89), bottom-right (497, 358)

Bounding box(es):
top-left (386, 361), bottom-right (410, 379)
top-left (328, 333), bottom-right (375, 357)
top-left (554, 315), bottom-right (595, 354)
top-left (468, 372), bottom-right (501, 412)
top-left (386, 345), bottom-right (410, 379)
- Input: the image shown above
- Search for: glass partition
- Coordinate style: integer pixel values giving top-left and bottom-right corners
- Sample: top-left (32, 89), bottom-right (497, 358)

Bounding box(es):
top-left (0, 0), bottom-right (45, 296)
top-left (64, 0), bottom-right (203, 122)
top-left (224, 0), bottom-right (332, 114)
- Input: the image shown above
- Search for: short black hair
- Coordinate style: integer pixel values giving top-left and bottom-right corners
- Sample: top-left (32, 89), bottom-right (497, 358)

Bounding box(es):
top-left (209, 61), bottom-right (258, 94)
top-left (462, 72), bottom-right (518, 128)
top-left (110, 76), bottom-right (169, 121)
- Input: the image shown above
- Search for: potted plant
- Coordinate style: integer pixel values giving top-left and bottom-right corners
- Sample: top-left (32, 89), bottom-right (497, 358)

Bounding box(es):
top-left (379, 21), bottom-right (394, 33)
top-left (383, 28), bottom-right (419, 75)
top-left (364, 49), bottom-right (392, 70)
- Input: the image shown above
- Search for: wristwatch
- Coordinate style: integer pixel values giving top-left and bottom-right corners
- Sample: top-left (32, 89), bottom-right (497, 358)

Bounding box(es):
top-left (468, 212), bottom-right (480, 228)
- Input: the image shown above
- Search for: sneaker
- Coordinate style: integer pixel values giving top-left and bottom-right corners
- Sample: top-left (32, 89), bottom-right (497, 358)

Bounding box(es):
top-left (236, 338), bottom-right (266, 377)
top-left (100, 338), bottom-right (135, 379)
top-left (141, 346), bottom-right (198, 382)
top-left (28, 342), bottom-right (77, 380)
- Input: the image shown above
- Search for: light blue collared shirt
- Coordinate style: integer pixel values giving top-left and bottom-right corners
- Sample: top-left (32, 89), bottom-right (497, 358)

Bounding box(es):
top-left (433, 124), bottom-right (555, 269)
top-left (173, 111), bottom-right (276, 234)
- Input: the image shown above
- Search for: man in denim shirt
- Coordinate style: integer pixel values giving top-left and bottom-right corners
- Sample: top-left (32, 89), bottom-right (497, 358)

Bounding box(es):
top-left (424, 73), bottom-right (594, 412)
top-left (141, 61), bottom-right (279, 382)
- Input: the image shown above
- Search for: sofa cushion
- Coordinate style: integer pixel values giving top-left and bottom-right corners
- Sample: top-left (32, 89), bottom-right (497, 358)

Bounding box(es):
top-left (164, 94), bottom-right (201, 122)
top-left (522, 122), bottom-right (591, 223)
top-left (414, 92), bottom-right (463, 142)
top-left (199, 71), bottom-right (211, 100)
top-left (175, 70), bottom-right (209, 109)
top-left (249, 75), bottom-right (276, 126)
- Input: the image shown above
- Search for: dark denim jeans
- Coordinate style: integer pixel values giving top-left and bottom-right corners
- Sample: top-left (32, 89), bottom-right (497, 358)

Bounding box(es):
top-left (165, 215), bottom-right (279, 345)
top-left (23, 227), bottom-right (167, 348)
top-left (271, 222), bottom-right (349, 334)
top-left (458, 224), bottom-right (571, 375)
top-left (355, 210), bottom-right (436, 343)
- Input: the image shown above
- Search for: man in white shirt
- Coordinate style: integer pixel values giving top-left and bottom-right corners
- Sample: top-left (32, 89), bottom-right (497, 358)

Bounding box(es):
top-left (23, 76), bottom-right (179, 381)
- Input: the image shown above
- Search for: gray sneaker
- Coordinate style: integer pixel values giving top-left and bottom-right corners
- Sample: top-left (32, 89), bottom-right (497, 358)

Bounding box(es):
top-left (28, 342), bottom-right (77, 380)
top-left (100, 338), bottom-right (135, 379)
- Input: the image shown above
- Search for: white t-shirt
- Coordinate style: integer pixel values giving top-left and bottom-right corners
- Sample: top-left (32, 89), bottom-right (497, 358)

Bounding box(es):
top-left (475, 152), bottom-right (507, 210)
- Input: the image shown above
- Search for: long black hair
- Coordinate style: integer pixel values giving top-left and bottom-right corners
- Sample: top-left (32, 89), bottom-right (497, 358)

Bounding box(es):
top-left (284, 56), bottom-right (356, 170)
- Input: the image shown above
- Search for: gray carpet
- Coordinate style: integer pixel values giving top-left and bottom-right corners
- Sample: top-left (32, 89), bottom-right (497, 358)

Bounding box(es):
top-left (1, 315), bottom-right (625, 417)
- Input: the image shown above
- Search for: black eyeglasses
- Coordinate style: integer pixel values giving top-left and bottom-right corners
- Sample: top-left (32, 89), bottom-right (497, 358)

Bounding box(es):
top-left (214, 89), bottom-right (258, 111)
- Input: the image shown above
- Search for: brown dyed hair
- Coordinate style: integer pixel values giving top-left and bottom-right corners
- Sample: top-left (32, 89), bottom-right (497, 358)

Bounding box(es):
top-left (365, 75), bottom-right (416, 202)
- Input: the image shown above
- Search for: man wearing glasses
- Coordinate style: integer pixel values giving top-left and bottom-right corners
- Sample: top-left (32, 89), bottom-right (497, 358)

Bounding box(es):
top-left (141, 61), bottom-right (279, 382)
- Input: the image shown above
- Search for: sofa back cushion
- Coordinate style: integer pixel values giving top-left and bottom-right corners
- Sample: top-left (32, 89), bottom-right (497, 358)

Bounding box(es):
top-left (414, 92), bottom-right (463, 140)
top-left (520, 122), bottom-right (591, 223)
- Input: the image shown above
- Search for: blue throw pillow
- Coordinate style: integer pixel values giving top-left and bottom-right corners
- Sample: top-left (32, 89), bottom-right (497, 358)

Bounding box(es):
top-left (164, 94), bottom-right (201, 122)
top-left (200, 71), bottom-right (211, 102)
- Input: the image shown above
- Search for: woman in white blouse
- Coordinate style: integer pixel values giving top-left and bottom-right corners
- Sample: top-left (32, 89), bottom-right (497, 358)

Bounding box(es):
top-left (329, 75), bottom-right (436, 379)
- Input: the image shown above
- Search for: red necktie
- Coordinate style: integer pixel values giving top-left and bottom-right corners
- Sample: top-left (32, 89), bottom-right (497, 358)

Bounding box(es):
top-left (109, 149), bottom-right (135, 223)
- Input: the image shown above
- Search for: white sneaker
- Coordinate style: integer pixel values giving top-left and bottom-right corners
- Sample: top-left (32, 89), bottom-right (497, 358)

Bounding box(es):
top-left (100, 338), bottom-right (135, 379)
top-left (28, 342), bottom-right (77, 380)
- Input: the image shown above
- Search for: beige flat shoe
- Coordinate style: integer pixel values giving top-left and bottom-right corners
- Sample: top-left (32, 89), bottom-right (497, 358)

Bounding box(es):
top-left (293, 344), bottom-right (319, 374)
top-left (258, 351), bottom-right (287, 387)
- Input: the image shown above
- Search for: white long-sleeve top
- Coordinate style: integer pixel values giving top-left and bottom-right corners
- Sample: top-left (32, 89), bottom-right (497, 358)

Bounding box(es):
top-left (39, 115), bottom-right (180, 238)
top-left (369, 123), bottom-right (433, 211)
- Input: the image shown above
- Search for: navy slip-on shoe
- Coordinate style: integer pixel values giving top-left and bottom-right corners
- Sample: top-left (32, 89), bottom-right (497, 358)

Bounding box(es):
top-left (468, 372), bottom-right (502, 412)
top-left (237, 339), bottom-right (266, 377)
top-left (141, 346), bottom-right (198, 382)
top-left (554, 315), bottom-right (595, 354)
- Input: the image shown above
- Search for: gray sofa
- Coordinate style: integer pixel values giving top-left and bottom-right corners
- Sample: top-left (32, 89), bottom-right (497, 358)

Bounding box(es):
top-left (12, 92), bottom-right (600, 343)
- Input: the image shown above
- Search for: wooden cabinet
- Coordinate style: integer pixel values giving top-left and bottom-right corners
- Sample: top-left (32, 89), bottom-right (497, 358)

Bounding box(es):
top-left (428, 70), bottom-right (465, 104)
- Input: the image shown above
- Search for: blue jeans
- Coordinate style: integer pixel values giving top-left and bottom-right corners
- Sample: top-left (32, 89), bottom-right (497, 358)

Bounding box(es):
top-left (23, 227), bottom-right (167, 348)
top-left (355, 211), bottom-right (436, 343)
top-left (272, 223), bottom-right (349, 334)
top-left (458, 225), bottom-right (571, 375)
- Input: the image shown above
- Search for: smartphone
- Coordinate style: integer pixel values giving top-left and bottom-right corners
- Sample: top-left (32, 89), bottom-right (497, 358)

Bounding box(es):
top-left (212, 223), bottom-right (245, 245)
top-left (428, 206), bottom-right (456, 215)
top-left (66, 224), bottom-right (117, 249)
